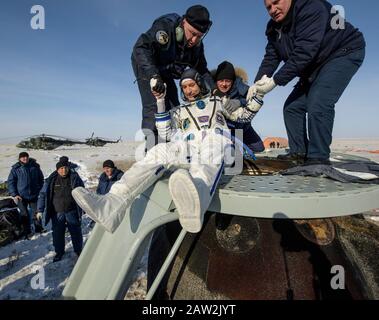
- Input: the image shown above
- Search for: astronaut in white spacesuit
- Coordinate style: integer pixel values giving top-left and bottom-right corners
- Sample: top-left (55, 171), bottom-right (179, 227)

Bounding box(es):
top-left (72, 68), bottom-right (264, 234)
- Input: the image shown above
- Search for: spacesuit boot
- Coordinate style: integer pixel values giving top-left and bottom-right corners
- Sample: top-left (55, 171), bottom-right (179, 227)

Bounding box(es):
top-left (72, 156), bottom-right (168, 233)
top-left (72, 188), bottom-right (130, 233)
top-left (168, 168), bottom-right (211, 233)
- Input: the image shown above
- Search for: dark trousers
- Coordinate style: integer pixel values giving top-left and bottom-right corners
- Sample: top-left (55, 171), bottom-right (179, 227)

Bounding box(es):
top-left (283, 48), bottom-right (365, 159)
top-left (227, 121), bottom-right (265, 152)
top-left (51, 210), bottom-right (83, 255)
top-left (17, 199), bottom-right (37, 233)
top-left (132, 61), bottom-right (180, 150)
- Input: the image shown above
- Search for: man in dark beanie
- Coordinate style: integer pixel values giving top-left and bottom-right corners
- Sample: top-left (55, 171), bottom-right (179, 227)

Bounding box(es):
top-left (213, 61), bottom-right (265, 154)
top-left (96, 160), bottom-right (124, 195)
top-left (215, 61), bottom-right (236, 84)
top-left (7, 152), bottom-right (44, 238)
top-left (59, 155), bottom-right (79, 171)
top-left (132, 5), bottom-right (214, 150)
top-left (37, 160), bottom-right (84, 262)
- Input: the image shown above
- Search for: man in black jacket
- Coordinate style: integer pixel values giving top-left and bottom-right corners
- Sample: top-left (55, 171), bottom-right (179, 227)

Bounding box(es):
top-left (132, 5), bottom-right (213, 149)
top-left (247, 0), bottom-right (365, 165)
top-left (37, 161), bottom-right (85, 262)
top-left (7, 152), bottom-right (44, 237)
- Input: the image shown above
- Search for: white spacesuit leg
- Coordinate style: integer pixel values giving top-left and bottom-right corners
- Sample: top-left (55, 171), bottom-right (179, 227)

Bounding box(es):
top-left (169, 133), bottom-right (233, 233)
top-left (72, 143), bottom-right (173, 233)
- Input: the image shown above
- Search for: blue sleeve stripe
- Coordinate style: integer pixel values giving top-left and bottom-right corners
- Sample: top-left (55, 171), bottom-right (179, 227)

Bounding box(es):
top-left (155, 115), bottom-right (171, 122)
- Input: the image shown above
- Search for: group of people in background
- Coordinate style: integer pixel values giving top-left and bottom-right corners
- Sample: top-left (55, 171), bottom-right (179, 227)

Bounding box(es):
top-left (7, 152), bottom-right (123, 262)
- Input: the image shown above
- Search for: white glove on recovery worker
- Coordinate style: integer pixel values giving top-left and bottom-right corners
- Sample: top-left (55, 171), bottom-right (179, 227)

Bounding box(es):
top-left (255, 75), bottom-right (276, 95)
top-left (150, 77), bottom-right (167, 113)
top-left (246, 74), bottom-right (277, 101)
top-left (246, 83), bottom-right (258, 102)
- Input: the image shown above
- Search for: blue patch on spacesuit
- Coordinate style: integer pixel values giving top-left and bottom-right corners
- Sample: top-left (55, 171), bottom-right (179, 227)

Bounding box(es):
top-left (196, 100), bottom-right (206, 110)
top-left (182, 118), bottom-right (191, 130)
top-left (186, 133), bottom-right (195, 141)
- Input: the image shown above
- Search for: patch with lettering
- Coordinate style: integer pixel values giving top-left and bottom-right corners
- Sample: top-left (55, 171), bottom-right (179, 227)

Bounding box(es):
top-left (156, 30), bottom-right (169, 45)
top-left (197, 115), bottom-right (209, 123)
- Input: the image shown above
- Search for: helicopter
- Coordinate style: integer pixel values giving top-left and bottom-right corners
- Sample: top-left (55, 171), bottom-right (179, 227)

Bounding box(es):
top-left (85, 132), bottom-right (122, 147)
top-left (16, 134), bottom-right (85, 150)
top-left (17, 133), bottom-right (121, 150)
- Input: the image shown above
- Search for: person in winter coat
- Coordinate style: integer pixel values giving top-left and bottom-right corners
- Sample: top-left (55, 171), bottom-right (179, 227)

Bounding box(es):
top-left (7, 152), bottom-right (44, 237)
top-left (37, 161), bottom-right (85, 262)
top-left (96, 160), bottom-right (124, 195)
top-left (213, 61), bottom-right (265, 154)
top-left (132, 5), bottom-right (214, 149)
top-left (247, 0), bottom-right (365, 165)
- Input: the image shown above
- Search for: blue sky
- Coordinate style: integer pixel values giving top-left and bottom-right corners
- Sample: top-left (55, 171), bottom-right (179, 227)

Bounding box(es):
top-left (0, 0), bottom-right (378, 142)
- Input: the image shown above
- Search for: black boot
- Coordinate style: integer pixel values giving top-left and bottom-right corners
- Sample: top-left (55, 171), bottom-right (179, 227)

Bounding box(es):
top-left (277, 152), bottom-right (306, 164)
top-left (20, 215), bottom-right (32, 239)
top-left (53, 253), bottom-right (64, 262)
top-left (303, 158), bottom-right (331, 166)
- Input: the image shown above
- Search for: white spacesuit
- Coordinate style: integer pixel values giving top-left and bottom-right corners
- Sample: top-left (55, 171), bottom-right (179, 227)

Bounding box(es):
top-left (72, 69), bottom-right (263, 233)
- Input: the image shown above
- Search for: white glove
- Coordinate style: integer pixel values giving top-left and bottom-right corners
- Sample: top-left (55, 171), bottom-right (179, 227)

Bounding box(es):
top-left (246, 83), bottom-right (258, 102)
top-left (246, 93), bottom-right (264, 113)
top-left (255, 75), bottom-right (276, 95)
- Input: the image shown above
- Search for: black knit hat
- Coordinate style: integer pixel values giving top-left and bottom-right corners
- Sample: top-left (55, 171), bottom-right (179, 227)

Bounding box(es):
top-left (103, 160), bottom-right (115, 169)
top-left (184, 5), bottom-right (212, 33)
top-left (56, 161), bottom-right (68, 170)
top-left (59, 156), bottom-right (69, 163)
top-left (18, 152), bottom-right (29, 159)
top-left (215, 61), bottom-right (236, 82)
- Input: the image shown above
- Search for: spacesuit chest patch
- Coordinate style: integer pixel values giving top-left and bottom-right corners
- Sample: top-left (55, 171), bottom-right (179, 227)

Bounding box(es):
top-left (182, 118), bottom-right (191, 130)
top-left (196, 100), bottom-right (206, 109)
top-left (156, 30), bottom-right (169, 45)
top-left (216, 112), bottom-right (225, 126)
top-left (197, 116), bottom-right (209, 123)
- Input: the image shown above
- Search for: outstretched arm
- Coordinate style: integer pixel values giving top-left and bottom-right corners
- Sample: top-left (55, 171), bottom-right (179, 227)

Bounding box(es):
top-left (221, 94), bottom-right (264, 123)
top-left (152, 79), bottom-right (172, 142)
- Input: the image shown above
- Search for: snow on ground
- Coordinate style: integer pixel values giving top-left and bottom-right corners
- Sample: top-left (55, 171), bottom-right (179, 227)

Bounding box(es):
top-left (0, 139), bottom-right (379, 299)
top-left (0, 141), bottom-right (148, 300)
top-left (0, 215), bottom-right (93, 300)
